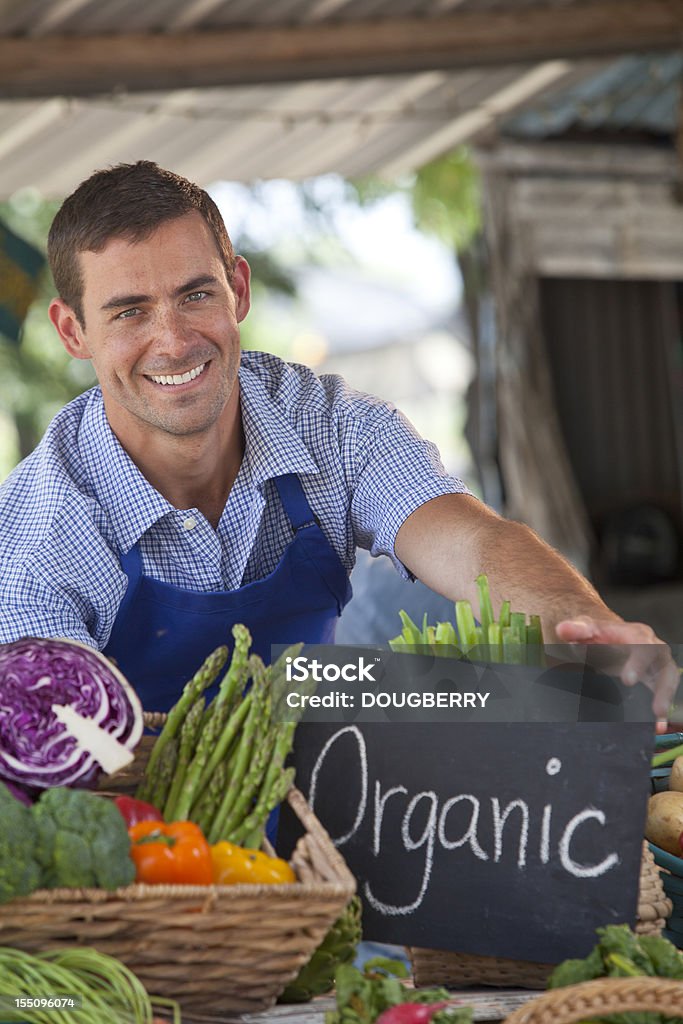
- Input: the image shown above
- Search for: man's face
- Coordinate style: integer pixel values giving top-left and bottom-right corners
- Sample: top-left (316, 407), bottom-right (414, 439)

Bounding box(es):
top-left (49, 212), bottom-right (250, 446)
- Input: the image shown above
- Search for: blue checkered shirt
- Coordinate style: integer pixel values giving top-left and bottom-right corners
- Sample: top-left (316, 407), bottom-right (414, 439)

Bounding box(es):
top-left (0, 350), bottom-right (470, 649)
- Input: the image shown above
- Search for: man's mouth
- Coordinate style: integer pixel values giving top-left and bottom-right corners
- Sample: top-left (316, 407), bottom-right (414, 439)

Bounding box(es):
top-left (147, 362), bottom-right (207, 386)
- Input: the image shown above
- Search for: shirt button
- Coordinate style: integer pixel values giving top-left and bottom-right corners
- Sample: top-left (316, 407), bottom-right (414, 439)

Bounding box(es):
top-left (183, 516), bottom-right (197, 531)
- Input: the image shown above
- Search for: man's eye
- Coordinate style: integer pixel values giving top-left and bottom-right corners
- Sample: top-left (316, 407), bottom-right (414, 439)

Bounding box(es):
top-left (185, 291), bottom-right (208, 303)
top-left (116, 307), bottom-right (141, 320)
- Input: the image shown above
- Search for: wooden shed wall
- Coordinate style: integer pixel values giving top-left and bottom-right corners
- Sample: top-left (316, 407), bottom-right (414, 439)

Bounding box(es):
top-left (476, 142), bottom-right (683, 576)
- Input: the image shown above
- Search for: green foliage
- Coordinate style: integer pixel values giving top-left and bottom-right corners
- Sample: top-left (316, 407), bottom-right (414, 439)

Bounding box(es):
top-left (324, 957), bottom-right (472, 1024)
top-left (349, 146), bottom-right (482, 254)
top-left (410, 149), bottom-right (481, 253)
top-left (547, 924), bottom-right (683, 1024)
top-left (279, 894), bottom-right (363, 1003)
top-left (0, 191), bottom-right (96, 476)
top-left (33, 787), bottom-right (135, 891)
top-left (0, 783), bottom-right (41, 903)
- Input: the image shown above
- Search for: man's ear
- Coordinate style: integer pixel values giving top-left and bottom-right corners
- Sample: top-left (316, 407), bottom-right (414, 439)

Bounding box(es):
top-left (48, 298), bottom-right (91, 359)
top-left (232, 256), bottom-right (251, 323)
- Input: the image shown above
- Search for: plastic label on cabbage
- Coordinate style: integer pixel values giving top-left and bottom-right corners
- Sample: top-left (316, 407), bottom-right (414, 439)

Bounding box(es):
top-left (0, 637), bottom-right (143, 792)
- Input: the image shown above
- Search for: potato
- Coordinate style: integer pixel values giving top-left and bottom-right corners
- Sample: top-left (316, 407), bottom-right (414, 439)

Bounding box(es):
top-left (669, 756), bottom-right (683, 793)
top-left (646, 791), bottom-right (683, 855)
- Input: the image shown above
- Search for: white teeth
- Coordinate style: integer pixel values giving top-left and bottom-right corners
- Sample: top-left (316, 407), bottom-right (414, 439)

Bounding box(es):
top-left (149, 363), bottom-right (206, 386)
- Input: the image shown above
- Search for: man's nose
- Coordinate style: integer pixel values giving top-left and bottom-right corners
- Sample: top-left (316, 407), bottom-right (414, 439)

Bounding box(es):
top-left (154, 306), bottom-right (191, 350)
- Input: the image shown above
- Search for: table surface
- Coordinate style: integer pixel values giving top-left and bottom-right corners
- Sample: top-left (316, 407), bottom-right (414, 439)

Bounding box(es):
top-left (179, 988), bottom-right (543, 1024)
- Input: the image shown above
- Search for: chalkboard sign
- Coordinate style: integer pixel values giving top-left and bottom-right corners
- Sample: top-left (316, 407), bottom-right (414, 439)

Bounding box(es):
top-left (278, 649), bottom-right (654, 965)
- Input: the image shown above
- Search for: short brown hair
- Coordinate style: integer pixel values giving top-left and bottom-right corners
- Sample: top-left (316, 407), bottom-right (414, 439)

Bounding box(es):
top-left (47, 161), bottom-right (237, 325)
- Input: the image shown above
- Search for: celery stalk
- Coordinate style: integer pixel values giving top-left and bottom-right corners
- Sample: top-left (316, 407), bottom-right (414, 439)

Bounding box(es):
top-left (498, 600), bottom-right (511, 629)
top-left (526, 615), bottom-right (544, 666)
top-left (503, 625), bottom-right (524, 665)
top-left (399, 610), bottom-right (422, 645)
top-left (455, 600), bottom-right (477, 650)
top-left (488, 622), bottom-right (503, 663)
top-left (476, 573), bottom-right (494, 636)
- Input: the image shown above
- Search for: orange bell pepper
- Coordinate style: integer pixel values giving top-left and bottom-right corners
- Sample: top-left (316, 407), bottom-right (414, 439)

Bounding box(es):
top-left (211, 841), bottom-right (296, 885)
top-left (129, 820), bottom-right (213, 885)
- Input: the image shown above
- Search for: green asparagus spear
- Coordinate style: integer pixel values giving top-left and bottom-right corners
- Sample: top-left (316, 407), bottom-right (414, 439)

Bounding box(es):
top-left (163, 696), bottom-right (205, 821)
top-left (173, 629), bottom-right (255, 819)
top-left (233, 765), bottom-right (296, 849)
top-left (207, 656), bottom-right (270, 843)
top-left (218, 729), bottom-right (278, 839)
top-left (146, 737), bottom-right (179, 811)
top-left (140, 645), bottom-right (228, 786)
top-left (192, 759), bottom-right (228, 836)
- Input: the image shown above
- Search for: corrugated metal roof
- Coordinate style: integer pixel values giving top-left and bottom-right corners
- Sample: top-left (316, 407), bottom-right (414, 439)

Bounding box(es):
top-left (0, 0), bottom-right (646, 196)
top-left (0, 63), bottom-right (578, 196)
top-left (0, 0), bottom-right (605, 35)
top-left (503, 52), bottom-right (682, 138)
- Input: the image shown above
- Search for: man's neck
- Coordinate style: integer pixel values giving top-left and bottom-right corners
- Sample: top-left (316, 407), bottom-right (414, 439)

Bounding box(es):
top-left (142, 423), bottom-right (245, 528)
top-left (107, 396), bottom-right (245, 529)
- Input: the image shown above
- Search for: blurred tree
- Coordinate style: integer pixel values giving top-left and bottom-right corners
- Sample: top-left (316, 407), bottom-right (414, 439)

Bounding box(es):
top-left (0, 190), bottom-right (94, 475)
top-left (348, 148), bottom-right (501, 508)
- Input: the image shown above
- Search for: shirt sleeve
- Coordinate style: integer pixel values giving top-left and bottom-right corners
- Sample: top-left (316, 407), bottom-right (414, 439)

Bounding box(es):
top-left (348, 405), bottom-right (474, 578)
top-left (0, 560), bottom-right (100, 648)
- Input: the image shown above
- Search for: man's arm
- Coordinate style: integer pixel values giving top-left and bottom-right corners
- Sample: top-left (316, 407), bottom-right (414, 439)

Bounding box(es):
top-left (394, 493), bottom-right (679, 721)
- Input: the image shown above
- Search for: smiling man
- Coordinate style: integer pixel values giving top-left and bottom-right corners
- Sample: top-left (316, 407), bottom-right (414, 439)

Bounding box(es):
top-left (0, 161), bottom-right (678, 722)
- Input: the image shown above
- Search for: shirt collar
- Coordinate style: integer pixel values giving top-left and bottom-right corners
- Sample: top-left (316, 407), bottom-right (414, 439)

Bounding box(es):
top-left (79, 366), bottom-right (320, 552)
top-left (238, 361), bottom-right (320, 485)
top-left (79, 390), bottom-right (175, 554)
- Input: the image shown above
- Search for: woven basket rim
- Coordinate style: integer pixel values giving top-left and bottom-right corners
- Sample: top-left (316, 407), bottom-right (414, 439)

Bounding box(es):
top-left (501, 976), bottom-right (683, 1024)
top-left (17, 878), bottom-right (354, 903)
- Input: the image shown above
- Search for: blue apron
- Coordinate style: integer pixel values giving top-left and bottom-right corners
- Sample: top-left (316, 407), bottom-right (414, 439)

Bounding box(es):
top-left (104, 473), bottom-right (351, 843)
top-left (104, 473), bottom-right (351, 711)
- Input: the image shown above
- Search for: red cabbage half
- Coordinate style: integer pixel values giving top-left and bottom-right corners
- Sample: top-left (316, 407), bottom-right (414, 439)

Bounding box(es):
top-left (0, 637), bottom-right (143, 790)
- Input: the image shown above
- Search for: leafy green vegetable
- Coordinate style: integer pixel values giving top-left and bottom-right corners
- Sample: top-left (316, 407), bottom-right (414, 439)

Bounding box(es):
top-left (33, 787), bottom-right (135, 890)
top-left (548, 924), bottom-right (683, 1024)
top-left (0, 783), bottom-right (42, 903)
top-left (324, 958), bottom-right (472, 1024)
top-left (279, 895), bottom-right (363, 1003)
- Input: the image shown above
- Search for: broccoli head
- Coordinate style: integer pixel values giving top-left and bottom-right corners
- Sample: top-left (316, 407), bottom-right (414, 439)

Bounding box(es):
top-left (33, 787), bottom-right (135, 890)
top-left (0, 782), bottom-right (41, 902)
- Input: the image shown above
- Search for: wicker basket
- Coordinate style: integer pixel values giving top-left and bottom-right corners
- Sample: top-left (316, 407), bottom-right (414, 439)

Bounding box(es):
top-left (501, 976), bottom-right (683, 1023)
top-left (650, 731), bottom-right (683, 950)
top-left (1, 753), bottom-right (355, 1020)
top-left (410, 841), bottom-right (671, 990)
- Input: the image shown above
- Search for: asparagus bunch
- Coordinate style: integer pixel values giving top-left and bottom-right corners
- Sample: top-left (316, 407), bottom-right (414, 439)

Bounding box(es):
top-left (135, 625), bottom-right (308, 848)
top-left (389, 573), bottom-right (545, 666)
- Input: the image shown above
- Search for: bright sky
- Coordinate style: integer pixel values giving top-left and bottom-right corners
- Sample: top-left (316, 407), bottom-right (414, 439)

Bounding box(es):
top-left (210, 175), bottom-right (462, 316)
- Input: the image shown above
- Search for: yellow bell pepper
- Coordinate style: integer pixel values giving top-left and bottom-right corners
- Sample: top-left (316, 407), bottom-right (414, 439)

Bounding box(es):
top-left (211, 841), bottom-right (296, 885)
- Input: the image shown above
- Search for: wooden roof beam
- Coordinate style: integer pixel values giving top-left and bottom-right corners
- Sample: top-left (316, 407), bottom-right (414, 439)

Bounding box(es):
top-left (2, 0), bottom-right (682, 99)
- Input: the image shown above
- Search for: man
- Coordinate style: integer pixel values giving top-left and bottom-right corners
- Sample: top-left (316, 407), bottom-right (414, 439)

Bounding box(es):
top-left (0, 161), bottom-right (678, 721)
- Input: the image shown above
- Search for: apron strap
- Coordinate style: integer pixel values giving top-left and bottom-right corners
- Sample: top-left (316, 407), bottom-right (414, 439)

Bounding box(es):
top-left (119, 542), bottom-right (144, 580)
top-left (272, 474), bottom-right (319, 532)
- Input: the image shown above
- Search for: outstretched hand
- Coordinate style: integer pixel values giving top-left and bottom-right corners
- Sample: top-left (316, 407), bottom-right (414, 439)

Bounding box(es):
top-left (555, 615), bottom-right (680, 730)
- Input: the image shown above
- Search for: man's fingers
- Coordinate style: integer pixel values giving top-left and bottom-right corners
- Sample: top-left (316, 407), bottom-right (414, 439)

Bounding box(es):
top-left (623, 648), bottom-right (681, 720)
top-left (556, 615), bottom-right (681, 722)
top-left (556, 616), bottom-right (655, 646)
